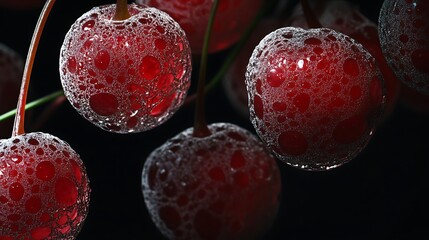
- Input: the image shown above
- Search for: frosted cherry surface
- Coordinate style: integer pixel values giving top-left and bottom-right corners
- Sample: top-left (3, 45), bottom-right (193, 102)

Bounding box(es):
top-left (60, 4), bottom-right (191, 133)
top-left (142, 123), bottom-right (281, 240)
top-left (288, 0), bottom-right (401, 119)
top-left (0, 132), bottom-right (90, 239)
top-left (379, 0), bottom-right (429, 94)
top-left (0, 43), bottom-right (23, 139)
top-left (319, 0), bottom-right (400, 118)
top-left (137, 0), bottom-right (263, 54)
top-left (246, 27), bottom-right (385, 171)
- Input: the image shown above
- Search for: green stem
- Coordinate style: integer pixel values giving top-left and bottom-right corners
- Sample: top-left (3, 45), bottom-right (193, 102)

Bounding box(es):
top-left (113, 0), bottom-right (131, 21)
top-left (300, 0), bottom-right (322, 28)
top-left (192, 0), bottom-right (220, 137)
top-left (1, 90), bottom-right (64, 122)
top-left (12, 0), bottom-right (56, 137)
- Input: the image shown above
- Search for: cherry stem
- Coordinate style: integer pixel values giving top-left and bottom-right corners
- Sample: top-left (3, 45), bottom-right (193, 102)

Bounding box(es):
top-left (12, 0), bottom-right (56, 137)
top-left (113, 0), bottom-right (131, 21)
top-left (193, 0), bottom-right (220, 137)
top-left (300, 0), bottom-right (322, 28)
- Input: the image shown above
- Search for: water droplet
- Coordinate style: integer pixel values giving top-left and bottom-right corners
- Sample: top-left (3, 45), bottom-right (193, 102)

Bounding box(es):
top-left (278, 131), bottom-right (308, 155)
top-left (230, 150), bottom-right (246, 169)
top-left (89, 93), bottom-right (118, 116)
top-left (267, 68), bottom-right (284, 87)
top-left (9, 182), bottom-right (24, 201)
top-left (253, 95), bottom-right (264, 119)
top-left (36, 161), bottom-right (55, 181)
top-left (94, 50), bottom-right (110, 70)
top-left (343, 58), bottom-right (360, 76)
top-left (139, 56), bottom-right (161, 80)
top-left (293, 93), bottom-right (310, 113)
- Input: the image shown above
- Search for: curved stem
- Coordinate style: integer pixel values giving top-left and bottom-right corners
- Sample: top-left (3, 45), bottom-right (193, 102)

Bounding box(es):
top-left (12, 0), bottom-right (56, 137)
top-left (300, 0), bottom-right (322, 28)
top-left (113, 0), bottom-right (131, 20)
top-left (192, 0), bottom-right (220, 137)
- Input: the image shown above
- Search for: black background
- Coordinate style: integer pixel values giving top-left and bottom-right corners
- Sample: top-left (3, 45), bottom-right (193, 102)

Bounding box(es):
top-left (1, 0), bottom-right (428, 239)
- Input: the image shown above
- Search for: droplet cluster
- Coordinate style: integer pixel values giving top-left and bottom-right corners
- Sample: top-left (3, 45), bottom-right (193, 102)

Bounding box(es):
top-left (246, 27), bottom-right (385, 171)
top-left (0, 132), bottom-right (90, 239)
top-left (320, 0), bottom-right (401, 118)
top-left (0, 43), bottom-right (23, 139)
top-left (142, 123), bottom-right (281, 240)
top-left (379, 0), bottom-right (429, 94)
top-left (137, 0), bottom-right (264, 54)
top-left (60, 3), bottom-right (192, 133)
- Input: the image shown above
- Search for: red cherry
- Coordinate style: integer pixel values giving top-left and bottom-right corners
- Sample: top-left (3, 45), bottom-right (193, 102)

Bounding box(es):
top-left (246, 27), bottom-right (385, 171)
top-left (142, 123), bottom-right (281, 240)
top-left (0, 43), bottom-right (23, 139)
top-left (379, 0), bottom-right (429, 94)
top-left (0, 132), bottom-right (90, 239)
top-left (137, 0), bottom-right (264, 54)
top-left (59, 3), bottom-right (192, 133)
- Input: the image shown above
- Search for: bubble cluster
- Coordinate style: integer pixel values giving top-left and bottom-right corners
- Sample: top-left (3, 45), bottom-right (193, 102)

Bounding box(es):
top-left (288, 0), bottom-right (401, 120)
top-left (0, 43), bottom-right (23, 139)
top-left (142, 123), bottom-right (281, 240)
top-left (0, 132), bottom-right (90, 239)
top-left (60, 3), bottom-right (192, 133)
top-left (246, 27), bottom-right (385, 171)
top-left (137, 0), bottom-right (264, 54)
top-left (379, 0), bottom-right (429, 94)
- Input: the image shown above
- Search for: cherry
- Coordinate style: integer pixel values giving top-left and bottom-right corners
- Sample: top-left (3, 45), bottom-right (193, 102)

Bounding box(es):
top-left (378, 0), bottom-right (429, 94)
top-left (223, 19), bottom-right (282, 118)
top-left (141, 123), bottom-right (281, 240)
top-left (59, 3), bottom-right (192, 133)
top-left (246, 27), bottom-right (385, 171)
top-left (0, 1), bottom-right (91, 238)
top-left (136, 0), bottom-right (264, 54)
top-left (287, 0), bottom-right (401, 120)
top-left (0, 44), bottom-right (22, 139)
top-left (0, 132), bottom-right (90, 239)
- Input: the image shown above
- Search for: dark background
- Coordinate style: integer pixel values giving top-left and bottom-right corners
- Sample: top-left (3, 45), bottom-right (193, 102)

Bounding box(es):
top-left (1, 0), bottom-right (428, 239)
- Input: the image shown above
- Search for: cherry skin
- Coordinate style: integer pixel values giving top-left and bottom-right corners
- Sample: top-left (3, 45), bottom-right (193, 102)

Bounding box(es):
top-left (60, 3), bottom-right (192, 133)
top-left (379, 0), bottom-right (429, 94)
top-left (246, 27), bottom-right (385, 171)
top-left (136, 0), bottom-right (264, 54)
top-left (142, 123), bottom-right (281, 240)
top-left (0, 132), bottom-right (90, 239)
top-left (0, 43), bottom-right (23, 139)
